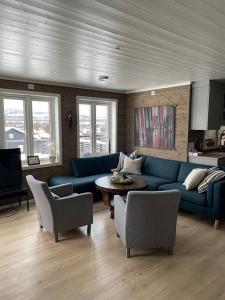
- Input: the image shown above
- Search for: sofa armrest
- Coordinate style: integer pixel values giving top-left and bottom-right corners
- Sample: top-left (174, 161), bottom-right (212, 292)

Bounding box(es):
top-left (55, 192), bottom-right (93, 206)
top-left (211, 180), bottom-right (225, 219)
top-left (49, 183), bottom-right (73, 197)
top-left (207, 179), bottom-right (225, 207)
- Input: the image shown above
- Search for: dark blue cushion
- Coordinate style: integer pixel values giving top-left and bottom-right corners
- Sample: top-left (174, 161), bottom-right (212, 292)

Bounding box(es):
top-left (134, 175), bottom-right (172, 191)
top-left (70, 156), bottom-right (106, 177)
top-left (142, 156), bottom-right (181, 181)
top-left (159, 182), bottom-right (207, 206)
top-left (102, 153), bottom-right (120, 172)
top-left (178, 162), bottom-right (211, 183)
top-left (48, 173), bottom-right (111, 194)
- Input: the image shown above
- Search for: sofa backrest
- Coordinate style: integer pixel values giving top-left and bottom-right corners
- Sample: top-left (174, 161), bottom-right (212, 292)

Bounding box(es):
top-left (102, 153), bottom-right (120, 172)
top-left (142, 156), bottom-right (181, 181)
top-left (70, 153), bottom-right (119, 177)
top-left (178, 162), bottom-right (212, 183)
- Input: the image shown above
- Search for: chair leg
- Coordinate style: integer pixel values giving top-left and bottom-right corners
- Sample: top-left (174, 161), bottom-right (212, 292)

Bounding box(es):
top-left (126, 248), bottom-right (131, 258)
top-left (87, 224), bottom-right (91, 235)
top-left (26, 193), bottom-right (29, 212)
top-left (116, 232), bottom-right (120, 237)
top-left (40, 224), bottom-right (43, 229)
top-left (168, 245), bottom-right (174, 255)
top-left (54, 233), bottom-right (59, 242)
top-left (214, 220), bottom-right (220, 230)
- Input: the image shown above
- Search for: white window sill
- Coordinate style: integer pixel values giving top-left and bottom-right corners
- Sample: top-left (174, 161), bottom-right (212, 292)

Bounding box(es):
top-left (22, 161), bottom-right (62, 170)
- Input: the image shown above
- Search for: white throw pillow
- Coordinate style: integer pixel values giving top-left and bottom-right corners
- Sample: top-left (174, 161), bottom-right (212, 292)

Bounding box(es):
top-left (117, 151), bottom-right (137, 170)
top-left (183, 168), bottom-right (207, 190)
top-left (121, 156), bottom-right (142, 174)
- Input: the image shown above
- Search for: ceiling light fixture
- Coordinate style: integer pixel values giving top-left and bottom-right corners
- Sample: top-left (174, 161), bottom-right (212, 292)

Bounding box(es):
top-left (99, 75), bottom-right (109, 81)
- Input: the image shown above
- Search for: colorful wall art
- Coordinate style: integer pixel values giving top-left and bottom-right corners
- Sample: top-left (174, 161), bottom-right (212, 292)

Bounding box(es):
top-left (134, 105), bottom-right (175, 149)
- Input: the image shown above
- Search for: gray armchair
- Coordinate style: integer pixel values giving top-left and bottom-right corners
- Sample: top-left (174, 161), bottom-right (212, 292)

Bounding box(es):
top-left (26, 175), bottom-right (93, 242)
top-left (114, 190), bottom-right (181, 258)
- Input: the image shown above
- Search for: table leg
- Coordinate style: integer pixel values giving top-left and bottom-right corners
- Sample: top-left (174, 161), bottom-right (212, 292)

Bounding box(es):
top-left (102, 192), bottom-right (110, 206)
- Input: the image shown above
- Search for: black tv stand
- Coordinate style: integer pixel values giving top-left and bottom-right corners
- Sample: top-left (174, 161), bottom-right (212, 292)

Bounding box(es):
top-left (0, 186), bottom-right (29, 211)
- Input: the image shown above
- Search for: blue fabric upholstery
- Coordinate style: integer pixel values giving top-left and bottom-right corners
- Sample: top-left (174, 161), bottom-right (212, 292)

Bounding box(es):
top-left (48, 173), bottom-right (111, 194)
top-left (179, 199), bottom-right (207, 216)
top-left (48, 153), bottom-right (225, 221)
top-left (102, 153), bottom-right (120, 172)
top-left (71, 156), bottom-right (106, 177)
top-left (134, 175), bottom-right (171, 191)
top-left (159, 182), bottom-right (207, 206)
top-left (142, 156), bottom-right (181, 181)
top-left (178, 162), bottom-right (211, 183)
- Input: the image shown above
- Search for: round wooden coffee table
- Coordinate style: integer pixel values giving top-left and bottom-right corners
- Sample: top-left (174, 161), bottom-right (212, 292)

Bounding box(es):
top-left (95, 176), bottom-right (149, 218)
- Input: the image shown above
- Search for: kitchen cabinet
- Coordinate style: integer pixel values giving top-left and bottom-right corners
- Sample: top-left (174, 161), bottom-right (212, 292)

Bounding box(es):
top-left (191, 81), bottom-right (225, 130)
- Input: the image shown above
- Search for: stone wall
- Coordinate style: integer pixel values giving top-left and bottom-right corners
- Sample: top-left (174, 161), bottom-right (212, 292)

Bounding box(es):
top-left (126, 85), bottom-right (191, 161)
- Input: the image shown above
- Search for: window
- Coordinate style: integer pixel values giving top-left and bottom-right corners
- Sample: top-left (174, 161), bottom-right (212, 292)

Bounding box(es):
top-left (77, 97), bottom-right (117, 157)
top-left (0, 90), bottom-right (61, 167)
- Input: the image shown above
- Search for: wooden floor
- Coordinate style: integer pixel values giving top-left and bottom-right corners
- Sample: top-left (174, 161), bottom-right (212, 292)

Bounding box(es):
top-left (1, 202), bottom-right (225, 300)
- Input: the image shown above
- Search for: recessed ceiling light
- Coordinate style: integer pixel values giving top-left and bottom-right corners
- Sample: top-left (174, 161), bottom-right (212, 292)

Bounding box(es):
top-left (99, 75), bottom-right (109, 81)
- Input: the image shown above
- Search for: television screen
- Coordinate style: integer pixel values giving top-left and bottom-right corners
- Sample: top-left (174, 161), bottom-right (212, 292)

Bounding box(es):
top-left (0, 148), bottom-right (22, 190)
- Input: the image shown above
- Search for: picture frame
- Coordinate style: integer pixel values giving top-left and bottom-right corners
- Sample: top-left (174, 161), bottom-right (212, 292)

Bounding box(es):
top-left (27, 155), bottom-right (40, 166)
top-left (134, 105), bottom-right (176, 150)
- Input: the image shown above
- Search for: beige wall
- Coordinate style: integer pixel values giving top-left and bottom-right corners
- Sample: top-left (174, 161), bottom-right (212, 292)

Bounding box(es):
top-left (126, 85), bottom-right (191, 161)
top-left (0, 79), bottom-right (126, 183)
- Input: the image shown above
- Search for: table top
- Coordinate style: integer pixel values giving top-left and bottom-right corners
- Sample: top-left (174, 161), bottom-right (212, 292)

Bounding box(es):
top-left (95, 175), bottom-right (149, 194)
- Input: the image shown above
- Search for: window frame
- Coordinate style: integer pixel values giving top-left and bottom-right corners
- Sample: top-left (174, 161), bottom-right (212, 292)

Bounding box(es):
top-left (77, 96), bottom-right (118, 158)
top-left (0, 88), bottom-right (62, 169)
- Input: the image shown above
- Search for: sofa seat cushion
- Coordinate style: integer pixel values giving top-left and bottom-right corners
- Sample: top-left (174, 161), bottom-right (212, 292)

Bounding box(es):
top-left (48, 174), bottom-right (111, 193)
top-left (159, 182), bottom-right (207, 206)
top-left (142, 156), bottom-right (181, 181)
top-left (134, 175), bottom-right (172, 191)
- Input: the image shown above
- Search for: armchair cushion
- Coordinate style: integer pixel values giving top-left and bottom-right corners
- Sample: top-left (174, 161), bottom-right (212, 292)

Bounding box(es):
top-left (49, 183), bottom-right (73, 197)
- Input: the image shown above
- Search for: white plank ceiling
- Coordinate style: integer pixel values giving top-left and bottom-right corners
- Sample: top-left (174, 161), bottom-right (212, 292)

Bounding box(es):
top-left (1, 0), bottom-right (225, 92)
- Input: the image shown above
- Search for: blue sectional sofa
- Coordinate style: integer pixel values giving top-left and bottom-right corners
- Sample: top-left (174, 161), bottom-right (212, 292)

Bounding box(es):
top-left (48, 153), bottom-right (225, 226)
top-left (48, 153), bottom-right (120, 197)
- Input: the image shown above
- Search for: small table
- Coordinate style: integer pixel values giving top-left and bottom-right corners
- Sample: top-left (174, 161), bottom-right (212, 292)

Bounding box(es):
top-left (95, 176), bottom-right (149, 218)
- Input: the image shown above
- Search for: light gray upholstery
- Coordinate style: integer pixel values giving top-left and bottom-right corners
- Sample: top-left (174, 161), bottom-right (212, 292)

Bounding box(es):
top-left (114, 190), bottom-right (181, 257)
top-left (26, 175), bottom-right (93, 241)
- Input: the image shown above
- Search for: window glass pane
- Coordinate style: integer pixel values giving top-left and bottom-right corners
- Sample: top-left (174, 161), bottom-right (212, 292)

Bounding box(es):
top-left (96, 105), bottom-right (109, 155)
top-left (79, 104), bottom-right (92, 157)
top-left (4, 99), bottom-right (27, 160)
top-left (32, 101), bottom-right (52, 160)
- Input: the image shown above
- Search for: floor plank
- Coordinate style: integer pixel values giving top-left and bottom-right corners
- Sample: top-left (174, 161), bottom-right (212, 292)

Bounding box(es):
top-left (0, 201), bottom-right (225, 300)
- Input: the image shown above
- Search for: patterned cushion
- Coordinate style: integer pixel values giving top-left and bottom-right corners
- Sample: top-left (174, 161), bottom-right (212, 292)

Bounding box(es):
top-left (198, 170), bottom-right (225, 193)
top-left (117, 151), bottom-right (137, 170)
